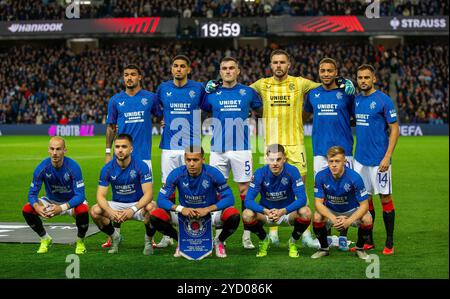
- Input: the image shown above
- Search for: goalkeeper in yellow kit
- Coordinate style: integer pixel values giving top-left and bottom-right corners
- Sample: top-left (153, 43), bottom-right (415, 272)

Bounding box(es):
top-left (250, 49), bottom-right (355, 247)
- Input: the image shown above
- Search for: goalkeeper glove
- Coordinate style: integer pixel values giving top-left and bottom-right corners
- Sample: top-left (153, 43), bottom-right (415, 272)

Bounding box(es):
top-left (335, 77), bottom-right (356, 96)
top-left (205, 79), bottom-right (223, 94)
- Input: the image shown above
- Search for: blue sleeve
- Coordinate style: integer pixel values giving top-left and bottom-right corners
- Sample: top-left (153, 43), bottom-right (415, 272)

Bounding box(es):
top-left (201, 94), bottom-right (212, 111)
top-left (244, 170), bottom-right (265, 214)
top-left (212, 170), bottom-right (234, 210)
top-left (98, 165), bottom-right (110, 187)
top-left (304, 92), bottom-right (313, 113)
top-left (284, 168), bottom-right (307, 214)
top-left (314, 174), bottom-right (325, 199)
top-left (28, 164), bottom-right (44, 206)
top-left (151, 93), bottom-right (162, 117)
top-left (354, 175), bottom-right (369, 203)
top-left (250, 89), bottom-right (262, 109)
top-left (106, 96), bottom-right (117, 125)
top-left (382, 95), bottom-right (398, 124)
top-left (138, 162), bottom-right (153, 184)
top-left (68, 162), bottom-right (86, 208)
top-left (157, 171), bottom-right (178, 211)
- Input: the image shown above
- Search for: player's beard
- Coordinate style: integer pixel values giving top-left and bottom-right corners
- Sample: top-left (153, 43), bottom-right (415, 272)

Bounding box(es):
top-left (359, 84), bottom-right (372, 92)
top-left (273, 69), bottom-right (287, 80)
top-left (126, 82), bottom-right (139, 90)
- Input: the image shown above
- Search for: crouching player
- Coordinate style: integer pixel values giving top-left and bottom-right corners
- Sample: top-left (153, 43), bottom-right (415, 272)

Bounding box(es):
top-left (91, 134), bottom-right (156, 254)
top-left (149, 146), bottom-right (240, 258)
top-left (243, 144), bottom-right (312, 258)
top-left (22, 137), bottom-right (89, 254)
top-left (311, 146), bottom-right (373, 260)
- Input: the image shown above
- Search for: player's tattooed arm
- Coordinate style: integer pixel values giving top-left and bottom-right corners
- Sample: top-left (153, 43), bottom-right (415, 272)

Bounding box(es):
top-left (105, 124), bottom-right (117, 163)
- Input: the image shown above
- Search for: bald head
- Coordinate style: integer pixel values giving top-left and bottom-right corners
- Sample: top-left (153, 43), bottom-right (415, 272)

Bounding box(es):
top-left (48, 137), bottom-right (66, 167)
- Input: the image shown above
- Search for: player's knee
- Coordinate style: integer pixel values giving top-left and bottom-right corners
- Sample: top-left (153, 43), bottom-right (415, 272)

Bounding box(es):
top-left (361, 213), bottom-right (373, 226)
top-left (22, 203), bottom-right (37, 215)
top-left (313, 212), bottom-right (324, 223)
top-left (297, 206), bottom-right (311, 220)
top-left (150, 208), bottom-right (170, 223)
top-left (74, 203), bottom-right (89, 216)
top-left (221, 207), bottom-right (240, 222)
top-left (90, 204), bottom-right (102, 219)
top-left (242, 209), bottom-right (256, 224)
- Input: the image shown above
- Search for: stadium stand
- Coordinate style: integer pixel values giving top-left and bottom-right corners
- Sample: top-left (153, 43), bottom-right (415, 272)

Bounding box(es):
top-left (0, 40), bottom-right (448, 125)
top-left (0, 0), bottom-right (448, 20)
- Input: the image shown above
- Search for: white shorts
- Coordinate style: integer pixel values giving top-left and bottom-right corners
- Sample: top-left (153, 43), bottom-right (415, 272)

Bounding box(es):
top-left (107, 201), bottom-right (145, 221)
top-left (325, 208), bottom-right (370, 229)
top-left (354, 160), bottom-right (392, 195)
top-left (39, 197), bottom-right (88, 217)
top-left (210, 150), bottom-right (253, 183)
top-left (168, 210), bottom-right (224, 227)
top-left (313, 155), bottom-right (354, 178)
top-left (161, 150), bottom-right (185, 183)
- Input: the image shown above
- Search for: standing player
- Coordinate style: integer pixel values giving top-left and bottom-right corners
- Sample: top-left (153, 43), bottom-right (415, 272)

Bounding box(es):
top-left (248, 50), bottom-right (355, 247)
top-left (91, 134), bottom-right (156, 254)
top-left (311, 146), bottom-right (372, 260)
top-left (149, 146), bottom-right (240, 258)
top-left (353, 64), bottom-right (399, 255)
top-left (202, 57), bottom-right (262, 249)
top-left (243, 144), bottom-right (312, 258)
top-left (155, 55), bottom-right (206, 248)
top-left (22, 137), bottom-right (89, 254)
top-left (303, 58), bottom-right (355, 249)
top-left (102, 64), bottom-right (161, 248)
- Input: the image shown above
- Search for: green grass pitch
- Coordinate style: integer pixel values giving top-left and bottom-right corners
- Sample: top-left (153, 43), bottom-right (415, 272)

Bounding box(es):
top-left (0, 135), bottom-right (447, 279)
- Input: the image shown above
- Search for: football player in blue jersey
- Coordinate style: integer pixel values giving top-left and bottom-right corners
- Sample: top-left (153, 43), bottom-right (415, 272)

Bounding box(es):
top-left (149, 146), bottom-right (240, 258)
top-left (243, 144), bottom-right (312, 258)
top-left (155, 55), bottom-right (206, 248)
top-left (201, 56), bottom-right (262, 250)
top-left (22, 137), bottom-right (89, 254)
top-left (102, 64), bottom-right (161, 249)
top-left (303, 58), bottom-right (356, 249)
top-left (91, 134), bottom-right (156, 254)
top-left (353, 64), bottom-right (399, 255)
top-left (311, 146), bottom-right (373, 260)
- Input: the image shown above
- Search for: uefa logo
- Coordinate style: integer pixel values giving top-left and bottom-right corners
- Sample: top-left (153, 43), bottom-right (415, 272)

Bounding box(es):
top-left (184, 218), bottom-right (208, 238)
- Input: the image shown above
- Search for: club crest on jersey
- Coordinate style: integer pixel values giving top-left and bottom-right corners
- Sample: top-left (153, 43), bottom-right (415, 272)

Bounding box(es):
top-left (118, 101), bottom-right (125, 106)
top-left (239, 89), bottom-right (246, 96)
top-left (166, 92), bottom-right (172, 97)
top-left (184, 218), bottom-right (208, 238)
top-left (336, 91), bottom-right (343, 100)
top-left (370, 101), bottom-right (376, 110)
top-left (141, 98), bottom-right (148, 106)
top-left (189, 90), bottom-right (196, 99)
top-left (202, 180), bottom-right (209, 189)
top-left (63, 172), bottom-right (70, 182)
top-left (130, 170), bottom-right (137, 180)
top-left (344, 183), bottom-right (351, 193)
top-left (289, 83), bottom-right (295, 91)
top-left (314, 93), bottom-right (320, 98)
top-left (281, 177), bottom-right (289, 186)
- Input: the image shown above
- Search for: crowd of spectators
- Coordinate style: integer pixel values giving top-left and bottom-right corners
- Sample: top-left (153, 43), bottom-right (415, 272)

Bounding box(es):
top-left (0, 40), bottom-right (447, 125)
top-left (0, 0), bottom-right (448, 21)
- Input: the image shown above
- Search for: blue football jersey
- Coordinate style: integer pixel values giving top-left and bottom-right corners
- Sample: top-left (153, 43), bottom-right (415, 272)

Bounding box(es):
top-left (28, 157), bottom-right (86, 208)
top-left (202, 83), bottom-right (262, 152)
top-left (314, 167), bottom-right (369, 213)
top-left (304, 86), bottom-right (354, 157)
top-left (157, 80), bottom-right (205, 150)
top-left (157, 164), bottom-right (234, 211)
top-left (244, 163), bottom-right (307, 214)
top-left (106, 89), bottom-right (161, 161)
top-left (354, 90), bottom-right (397, 166)
top-left (99, 157), bottom-right (153, 203)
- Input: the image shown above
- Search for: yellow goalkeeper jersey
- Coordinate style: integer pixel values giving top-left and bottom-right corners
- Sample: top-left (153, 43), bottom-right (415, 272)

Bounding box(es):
top-left (250, 75), bottom-right (320, 146)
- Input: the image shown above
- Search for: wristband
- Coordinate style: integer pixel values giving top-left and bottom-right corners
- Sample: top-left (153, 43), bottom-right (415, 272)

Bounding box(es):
top-left (175, 205), bottom-right (184, 213)
top-left (60, 203), bottom-right (69, 212)
top-left (130, 205), bottom-right (138, 214)
top-left (105, 148), bottom-right (111, 154)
